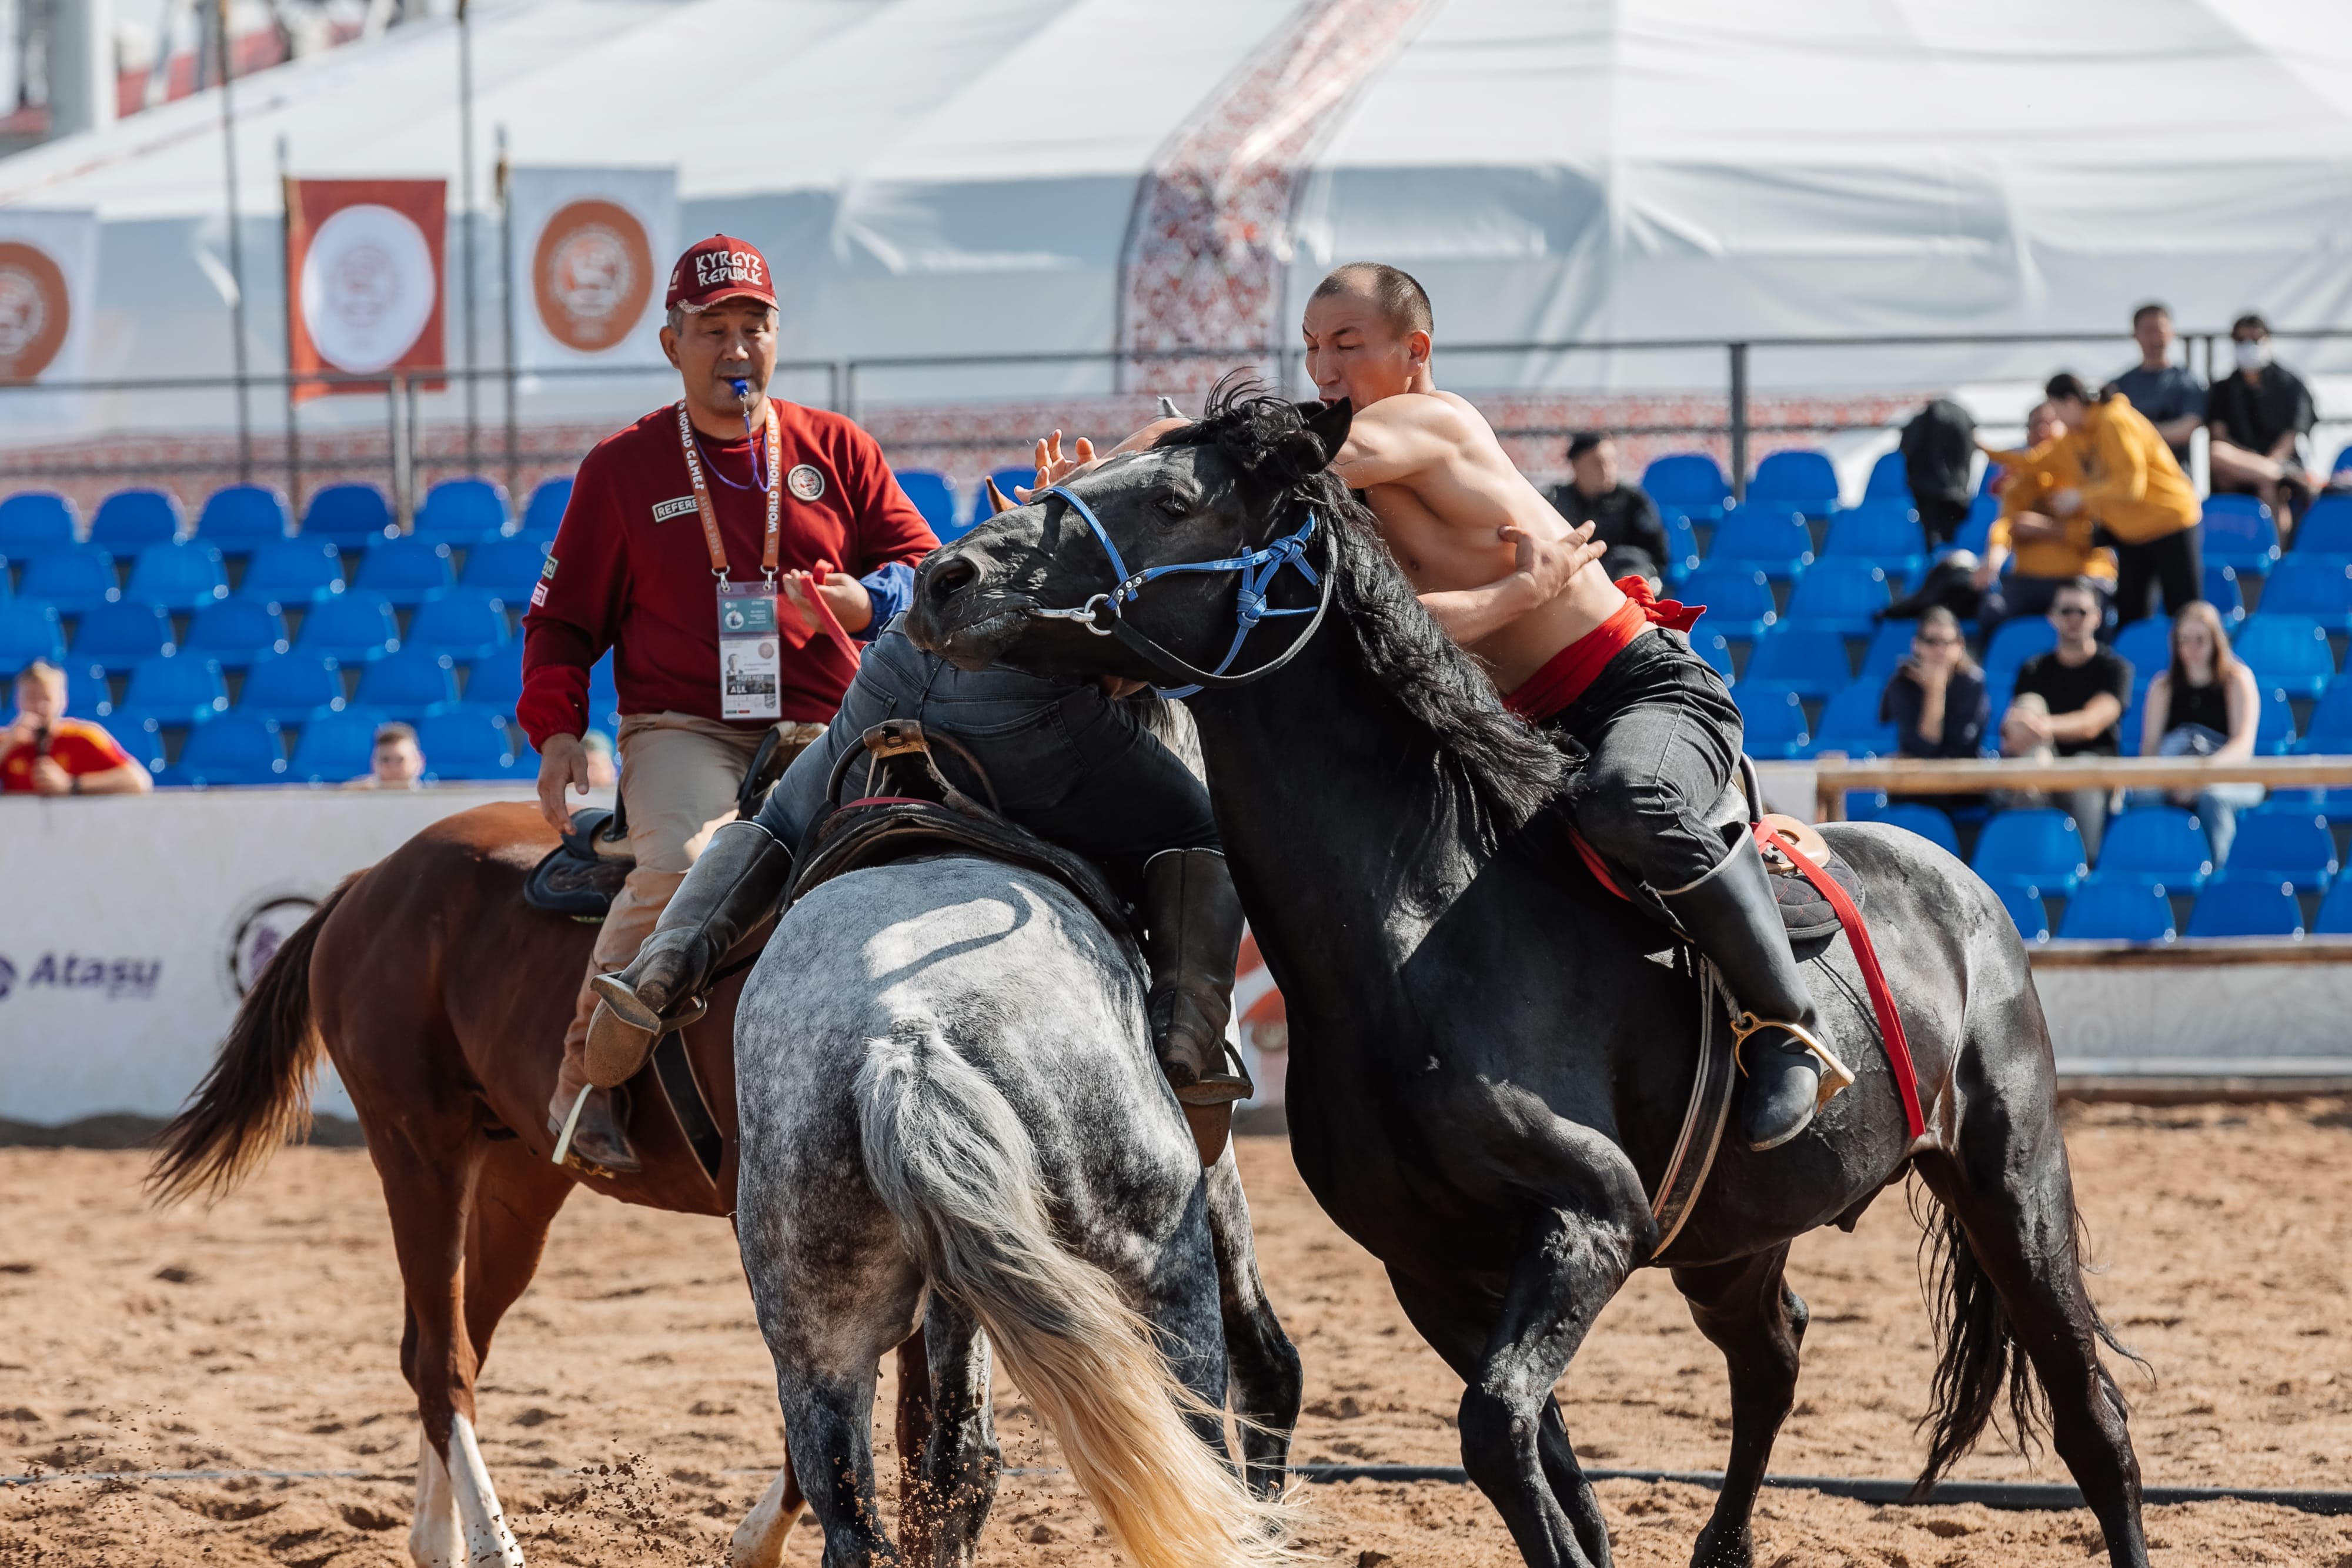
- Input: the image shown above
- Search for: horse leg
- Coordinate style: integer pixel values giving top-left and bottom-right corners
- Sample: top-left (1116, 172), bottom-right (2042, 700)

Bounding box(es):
top-left (893, 1326), bottom-right (936, 1562)
top-left (729, 1466), bottom-right (807, 1568)
top-left (1671, 1246), bottom-right (1806, 1568)
top-left (913, 1295), bottom-right (999, 1568)
top-left (1204, 1145), bottom-right (1302, 1499)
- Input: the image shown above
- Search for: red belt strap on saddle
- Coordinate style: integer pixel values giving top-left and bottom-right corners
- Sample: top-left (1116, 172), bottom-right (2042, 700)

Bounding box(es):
top-left (1750, 820), bottom-right (1926, 1141)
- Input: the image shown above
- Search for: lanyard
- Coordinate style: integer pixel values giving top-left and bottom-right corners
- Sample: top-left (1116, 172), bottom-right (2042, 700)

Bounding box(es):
top-left (677, 399), bottom-right (780, 587)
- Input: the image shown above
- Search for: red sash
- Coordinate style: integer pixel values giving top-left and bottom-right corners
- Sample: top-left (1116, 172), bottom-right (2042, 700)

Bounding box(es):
top-left (1503, 577), bottom-right (1705, 723)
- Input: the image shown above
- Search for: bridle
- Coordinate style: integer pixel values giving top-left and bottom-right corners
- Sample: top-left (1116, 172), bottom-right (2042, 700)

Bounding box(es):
top-left (1021, 482), bottom-right (1334, 697)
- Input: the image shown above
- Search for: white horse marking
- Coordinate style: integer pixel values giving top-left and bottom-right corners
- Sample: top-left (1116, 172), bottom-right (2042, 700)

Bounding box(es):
top-left (407, 1429), bottom-right (462, 1568)
top-left (445, 1413), bottom-right (524, 1567)
top-left (726, 1465), bottom-right (803, 1568)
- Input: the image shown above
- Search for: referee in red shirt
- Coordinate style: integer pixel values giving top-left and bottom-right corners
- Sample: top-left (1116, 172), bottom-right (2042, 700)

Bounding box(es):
top-left (520, 235), bottom-right (936, 1172)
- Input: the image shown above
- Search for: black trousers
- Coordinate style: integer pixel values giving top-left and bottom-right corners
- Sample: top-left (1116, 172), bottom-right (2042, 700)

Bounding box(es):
top-left (2109, 527), bottom-right (2201, 627)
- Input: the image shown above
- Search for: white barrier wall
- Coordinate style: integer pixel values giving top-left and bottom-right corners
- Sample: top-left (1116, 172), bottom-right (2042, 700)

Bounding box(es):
top-left (0, 785), bottom-right (607, 1124)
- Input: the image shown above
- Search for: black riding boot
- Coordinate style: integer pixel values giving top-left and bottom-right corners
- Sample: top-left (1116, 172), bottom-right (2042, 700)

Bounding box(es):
top-left (1661, 838), bottom-right (1853, 1152)
top-left (1143, 848), bottom-right (1253, 1161)
top-left (584, 820), bottom-right (795, 1089)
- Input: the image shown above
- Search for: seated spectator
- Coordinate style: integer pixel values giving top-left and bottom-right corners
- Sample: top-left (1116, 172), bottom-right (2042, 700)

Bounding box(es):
top-left (2134, 600), bottom-right (2264, 862)
top-left (1997, 579), bottom-right (2133, 857)
top-left (1973, 399), bottom-right (2116, 637)
top-left (1545, 432), bottom-right (1668, 588)
top-left (2110, 301), bottom-right (2206, 469)
top-left (1881, 607), bottom-right (1989, 760)
top-left (1898, 397), bottom-right (1977, 547)
top-left (2042, 373), bottom-right (2201, 628)
top-left (582, 728), bottom-right (620, 790)
top-left (0, 660), bottom-right (153, 796)
top-left (346, 721), bottom-right (426, 790)
top-left (2207, 313), bottom-right (2323, 532)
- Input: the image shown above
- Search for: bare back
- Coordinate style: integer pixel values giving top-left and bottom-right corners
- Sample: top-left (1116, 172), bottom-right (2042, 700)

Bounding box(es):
top-left (1334, 390), bottom-right (1628, 691)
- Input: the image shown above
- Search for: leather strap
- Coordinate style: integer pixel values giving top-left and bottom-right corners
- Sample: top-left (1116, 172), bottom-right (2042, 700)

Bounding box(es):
top-left (677, 399), bottom-right (781, 584)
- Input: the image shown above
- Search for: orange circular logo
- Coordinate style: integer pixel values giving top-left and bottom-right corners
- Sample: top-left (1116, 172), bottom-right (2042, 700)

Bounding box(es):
top-left (0, 241), bottom-right (71, 380)
top-left (533, 199), bottom-right (654, 353)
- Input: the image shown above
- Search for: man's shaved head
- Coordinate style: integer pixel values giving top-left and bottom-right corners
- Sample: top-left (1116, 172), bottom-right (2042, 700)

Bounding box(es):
top-left (1312, 263), bottom-right (1432, 339)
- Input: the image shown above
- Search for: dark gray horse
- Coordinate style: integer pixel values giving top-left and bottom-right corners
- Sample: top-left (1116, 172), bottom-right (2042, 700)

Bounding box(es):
top-left (904, 382), bottom-right (2149, 1568)
top-left (732, 851), bottom-right (1299, 1568)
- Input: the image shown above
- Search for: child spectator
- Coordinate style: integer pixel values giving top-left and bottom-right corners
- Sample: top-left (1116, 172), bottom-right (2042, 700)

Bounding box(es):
top-left (1975, 399), bottom-right (2116, 637)
top-left (2135, 600), bottom-right (2264, 861)
top-left (1999, 579), bottom-right (2133, 857)
top-left (2041, 373), bottom-right (2201, 628)
top-left (1544, 432), bottom-right (1669, 588)
top-left (2110, 302), bottom-right (2206, 467)
top-left (2207, 313), bottom-right (2323, 533)
top-left (0, 660), bottom-right (153, 796)
top-left (346, 722), bottom-right (426, 789)
top-left (1880, 607), bottom-right (1988, 760)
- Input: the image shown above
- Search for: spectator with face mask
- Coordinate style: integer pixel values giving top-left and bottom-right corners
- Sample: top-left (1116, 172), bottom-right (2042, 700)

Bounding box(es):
top-left (2207, 313), bottom-right (2321, 531)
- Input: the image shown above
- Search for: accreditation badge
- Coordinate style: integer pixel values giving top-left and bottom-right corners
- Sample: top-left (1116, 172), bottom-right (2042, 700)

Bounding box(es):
top-left (717, 581), bottom-right (783, 720)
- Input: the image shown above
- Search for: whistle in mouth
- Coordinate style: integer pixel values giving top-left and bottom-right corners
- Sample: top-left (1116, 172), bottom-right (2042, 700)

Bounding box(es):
top-left (730, 378), bottom-right (753, 403)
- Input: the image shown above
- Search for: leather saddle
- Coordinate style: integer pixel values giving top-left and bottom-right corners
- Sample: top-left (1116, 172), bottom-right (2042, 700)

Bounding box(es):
top-left (784, 720), bottom-right (1137, 951)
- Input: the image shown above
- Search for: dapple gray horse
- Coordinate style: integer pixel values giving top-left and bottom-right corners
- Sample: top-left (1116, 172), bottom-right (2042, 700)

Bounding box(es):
top-left (731, 851), bottom-right (1298, 1568)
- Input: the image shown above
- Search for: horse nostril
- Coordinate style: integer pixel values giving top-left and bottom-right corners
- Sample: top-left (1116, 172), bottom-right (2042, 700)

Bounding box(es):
top-left (926, 554), bottom-right (980, 603)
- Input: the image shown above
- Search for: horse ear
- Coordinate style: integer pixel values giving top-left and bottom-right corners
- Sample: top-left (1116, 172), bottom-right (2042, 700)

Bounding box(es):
top-left (1265, 397), bottom-right (1352, 483)
top-left (1300, 398), bottom-right (1352, 471)
top-left (984, 476), bottom-right (1015, 515)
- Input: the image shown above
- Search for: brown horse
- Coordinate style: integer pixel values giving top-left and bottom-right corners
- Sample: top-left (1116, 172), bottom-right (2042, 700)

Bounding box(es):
top-left (146, 802), bottom-right (904, 1568)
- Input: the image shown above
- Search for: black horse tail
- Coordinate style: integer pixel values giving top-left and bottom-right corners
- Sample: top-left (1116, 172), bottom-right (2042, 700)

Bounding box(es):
top-left (147, 878), bottom-right (351, 1206)
top-left (1911, 1183), bottom-right (2143, 1495)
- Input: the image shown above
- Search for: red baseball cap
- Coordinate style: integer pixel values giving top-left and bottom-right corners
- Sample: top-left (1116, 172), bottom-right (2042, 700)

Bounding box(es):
top-left (666, 235), bottom-right (776, 313)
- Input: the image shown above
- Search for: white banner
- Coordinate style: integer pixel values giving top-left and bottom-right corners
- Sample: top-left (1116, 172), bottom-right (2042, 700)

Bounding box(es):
top-left (0, 208), bottom-right (97, 426)
top-left (506, 165), bottom-right (677, 370)
top-left (0, 785), bottom-right (608, 1124)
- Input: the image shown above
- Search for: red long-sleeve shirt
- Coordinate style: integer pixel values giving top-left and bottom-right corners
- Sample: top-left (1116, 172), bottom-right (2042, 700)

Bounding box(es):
top-left (519, 400), bottom-right (937, 747)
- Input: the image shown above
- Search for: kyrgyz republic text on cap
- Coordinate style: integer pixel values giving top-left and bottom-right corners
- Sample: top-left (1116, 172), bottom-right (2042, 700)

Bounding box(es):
top-left (666, 235), bottom-right (776, 313)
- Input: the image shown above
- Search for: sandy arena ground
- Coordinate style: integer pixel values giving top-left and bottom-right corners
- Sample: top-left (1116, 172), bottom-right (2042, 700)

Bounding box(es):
top-left (3, 1100), bottom-right (2350, 1566)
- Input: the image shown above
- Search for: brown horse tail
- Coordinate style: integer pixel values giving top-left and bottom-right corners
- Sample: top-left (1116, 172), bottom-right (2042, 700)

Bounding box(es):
top-left (147, 878), bottom-right (352, 1206)
top-left (1910, 1183), bottom-right (2144, 1495)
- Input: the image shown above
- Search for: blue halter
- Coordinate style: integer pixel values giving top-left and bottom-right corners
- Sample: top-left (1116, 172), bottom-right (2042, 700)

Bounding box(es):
top-left (1027, 483), bottom-right (1332, 698)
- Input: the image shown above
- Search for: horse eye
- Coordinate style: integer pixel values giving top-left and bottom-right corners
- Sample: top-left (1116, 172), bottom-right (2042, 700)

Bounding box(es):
top-left (1155, 495), bottom-right (1192, 521)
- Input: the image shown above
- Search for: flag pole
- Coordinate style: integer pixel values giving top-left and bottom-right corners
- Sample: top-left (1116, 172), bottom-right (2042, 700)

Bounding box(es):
top-left (459, 0), bottom-right (480, 476)
top-left (279, 136), bottom-right (301, 513)
top-left (497, 125), bottom-right (518, 506)
top-left (215, 0), bottom-right (251, 482)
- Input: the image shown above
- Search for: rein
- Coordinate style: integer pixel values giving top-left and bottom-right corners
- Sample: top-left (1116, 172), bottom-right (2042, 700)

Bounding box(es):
top-left (1024, 482), bottom-right (1334, 697)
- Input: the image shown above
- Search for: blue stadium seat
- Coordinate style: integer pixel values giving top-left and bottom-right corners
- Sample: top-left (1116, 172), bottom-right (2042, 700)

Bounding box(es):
top-left (588, 652), bottom-right (619, 737)
top-left (1808, 682), bottom-right (1898, 758)
top-left (356, 646), bottom-right (459, 719)
top-left (300, 482), bottom-right (395, 548)
top-left (2117, 686), bottom-right (2147, 757)
top-left (352, 535), bottom-right (456, 606)
top-left (124, 540), bottom-right (230, 611)
top-left (1952, 494), bottom-right (2000, 556)
top-left (406, 588), bottom-right (510, 662)
top-left (117, 651), bottom-right (229, 727)
top-left (2200, 496), bottom-right (2280, 576)
top-left (2185, 880), bottom-right (2304, 938)
top-left (89, 489), bottom-right (185, 551)
top-left (1708, 507), bottom-right (1814, 580)
top-left (2096, 807), bottom-right (2212, 888)
top-left (1748, 449), bottom-right (1840, 517)
top-left (70, 600), bottom-right (173, 673)
top-left (20, 544), bottom-right (119, 615)
top-left (1732, 686), bottom-right (1809, 760)
top-left (460, 534), bottom-right (551, 601)
top-left (2294, 494), bottom-right (2352, 557)
top-left (0, 600), bottom-right (65, 674)
top-left (2231, 614), bottom-right (2335, 698)
top-left (2204, 564), bottom-right (2245, 626)
top-left (1740, 626), bottom-right (1852, 700)
top-left (2297, 681), bottom-right (2352, 754)
top-left (1821, 503), bottom-right (1926, 581)
top-left (1863, 450), bottom-right (1910, 502)
top-left (894, 469), bottom-right (958, 540)
top-left (1785, 560), bottom-right (1891, 636)
top-left (1680, 565), bottom-right (1776, 642)
top-left (463, 646), bottom-right (523, 716)
top-left (2217, 808), bottom-right (2336, 891)
top-left (1642, 453), bottom-right (1732, 511)
top-left (290, 703), bottom-right (390, 784)
top-left (292, 590), bottom-right (399, 663)
top-left (2057, 875), bottom-right (2176, 941)
top-left (102, 711), bottom-right (165, 774)
top-left (416, 703), bottom-right (518, 780)
top-left (1983, 617), bottom-right (2059, 700)
top-left (1857, 620), bottom-right (1918, 686)
top-left (414, 477), bottom-right (512, 543)
top-left (1691, 630), bottom-right (1734, 680)
top-left (0, 492), bottom-right (78, 559)
top-left (196, 484), bottom-right (292, 557)
top-left (1661, 510), bottom-right (1702, 580)
top-left (2111, 617), bottom-right (2171, 687)
top-left (168, 711), bottom-right (286, 787)
top-left (520, 476), bottom-right (573, 540)
top-left (1971, 807), bottom-right (2088, 894)
top-left (1999, 882), bottom-right (2051, 943)
top-left (2313, 878), bottom-right (2352, 935)
top-left (238, 538), bottom-right (346, 603)
top-left (2256, 686), bottom-right (2297, 755)
top-left (186, 598), bottom-right (288, 669)
top-left (1868, 801), bottom-right (1959, 855)
top-left (2254, 555), bottom-right (2352, 633)
top-left (238, 652), bottom-right (346, 723)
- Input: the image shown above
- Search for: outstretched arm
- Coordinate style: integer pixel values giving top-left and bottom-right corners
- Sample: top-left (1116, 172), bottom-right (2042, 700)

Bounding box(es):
top-left (1418, 523), bottom-right (1605, 646)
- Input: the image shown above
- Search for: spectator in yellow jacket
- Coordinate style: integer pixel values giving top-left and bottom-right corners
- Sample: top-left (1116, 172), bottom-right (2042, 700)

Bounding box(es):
top-left (2041, 372), bottom-right (2201, 628)
top-left (1974, 399), bottom-right (2117, 637)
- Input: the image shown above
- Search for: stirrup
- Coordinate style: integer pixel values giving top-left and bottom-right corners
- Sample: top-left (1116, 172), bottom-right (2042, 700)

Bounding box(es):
top-left (1728, 1011), bottom-right (1856, 1111)
top-left (590, 971), bottom-right (711, 1037)
top-left (1171, 1036), bottom-right (1255, 1107)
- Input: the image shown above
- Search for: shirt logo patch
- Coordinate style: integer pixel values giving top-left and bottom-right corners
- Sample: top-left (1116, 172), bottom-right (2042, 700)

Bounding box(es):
top-left (652, 495), bottom-right (699, 523)
top-left (530, 581), bottom-right (550, 608)
top-left (540, 554), bottom-right (559, 580)
top-left (787, 463), bottom-right (826, 502)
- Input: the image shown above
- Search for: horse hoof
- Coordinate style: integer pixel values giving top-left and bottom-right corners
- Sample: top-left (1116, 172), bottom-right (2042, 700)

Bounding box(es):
top-left (1690, 1521), bottom-right (1755, 1568)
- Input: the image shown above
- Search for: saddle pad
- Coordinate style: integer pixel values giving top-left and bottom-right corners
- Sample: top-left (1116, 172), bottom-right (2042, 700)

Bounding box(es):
top-left (522, 808), bottom-right (634, 921)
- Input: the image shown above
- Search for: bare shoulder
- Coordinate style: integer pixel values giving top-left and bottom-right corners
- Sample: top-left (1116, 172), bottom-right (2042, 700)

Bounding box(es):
top-left (1357, 390), bottom-right (1472, 436)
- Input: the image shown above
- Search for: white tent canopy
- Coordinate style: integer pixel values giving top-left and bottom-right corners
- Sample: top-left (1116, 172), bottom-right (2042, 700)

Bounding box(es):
top-left (3, 0), bottom-right (2351, 434)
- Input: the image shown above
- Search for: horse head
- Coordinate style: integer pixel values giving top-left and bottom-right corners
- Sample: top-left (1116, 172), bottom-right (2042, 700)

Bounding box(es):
top-left (908, 379), bottom-right (1352, 688)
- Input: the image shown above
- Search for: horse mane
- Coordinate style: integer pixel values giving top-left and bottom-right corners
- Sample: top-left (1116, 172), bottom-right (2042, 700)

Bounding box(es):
top-left (1154, 376), bottom-right (1564, 835)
